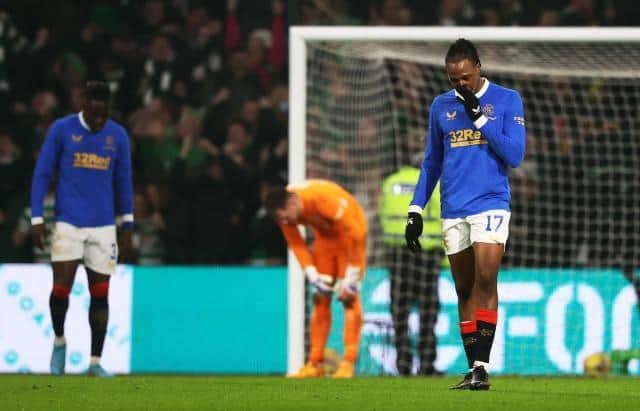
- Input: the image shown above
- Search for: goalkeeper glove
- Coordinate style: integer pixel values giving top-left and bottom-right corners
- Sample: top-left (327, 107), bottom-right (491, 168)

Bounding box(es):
top-left (405, 212), bottom-right (423, 253)
top-left (305, 266), bottom-right (334, 295)
top-left (455, 86), bottom-right (483, 123)
top-left (338, 265), bottom-right (361, 303)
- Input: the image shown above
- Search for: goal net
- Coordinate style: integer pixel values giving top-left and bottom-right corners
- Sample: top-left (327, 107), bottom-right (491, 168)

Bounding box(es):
top-left (289, 27), bottom-right (640, 376)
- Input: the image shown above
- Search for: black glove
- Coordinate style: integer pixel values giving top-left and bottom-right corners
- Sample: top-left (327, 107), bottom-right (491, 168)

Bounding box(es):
top-left (456, 86), bottom-right (482, 122)
top-left (405, 212), bottom-right (423, 253)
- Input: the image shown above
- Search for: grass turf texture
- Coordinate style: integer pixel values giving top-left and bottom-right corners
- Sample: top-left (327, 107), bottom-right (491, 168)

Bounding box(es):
top-left (2, 375), bottom-right (639, 411)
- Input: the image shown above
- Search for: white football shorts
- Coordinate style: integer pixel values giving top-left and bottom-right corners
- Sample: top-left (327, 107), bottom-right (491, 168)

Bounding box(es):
top-left (51, 222), bottom-right (118, 275)
top-left (441, 209), bottom-right (511, 255)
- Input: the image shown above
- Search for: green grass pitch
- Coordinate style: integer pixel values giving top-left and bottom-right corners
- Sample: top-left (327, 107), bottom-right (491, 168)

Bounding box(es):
top-left (2, 374), bottom-right (639, 411)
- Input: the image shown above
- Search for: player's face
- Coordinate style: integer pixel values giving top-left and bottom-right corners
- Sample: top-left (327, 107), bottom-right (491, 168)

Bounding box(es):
top-left (446, 59), bottom-right (482, 93)
top-left (275, 196), bottom-right (301, 225)
top-left (84, 99), bottom-right (111, 133)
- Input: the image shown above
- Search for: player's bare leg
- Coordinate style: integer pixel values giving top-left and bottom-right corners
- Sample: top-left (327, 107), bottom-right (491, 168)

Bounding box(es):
top-left (468, 242), bottom-right (503, 390)
top-left (49, 260), bottom-right (80, 375)
top-left (448, 247), bottom-right (475, 389)
top-left (86, 268), bottom-right (112, 377)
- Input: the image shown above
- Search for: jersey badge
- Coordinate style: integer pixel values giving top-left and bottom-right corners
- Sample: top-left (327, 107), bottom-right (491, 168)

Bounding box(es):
top-left (482, 104), bottom-right (496, 120)
top-left (104, 135), bottom-right (116, 151)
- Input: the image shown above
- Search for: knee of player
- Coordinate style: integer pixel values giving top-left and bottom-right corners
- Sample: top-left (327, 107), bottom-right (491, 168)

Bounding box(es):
top-left (455, 285), bottom-right (473, 302)
top-left (51, 284), bottom-right (72, 298)
top-left (89, 281), bottom-right (110, 298)
top-left (474, 274), bottom-right (497, 293)
top-left (313, 294), bottom-right (332, 307)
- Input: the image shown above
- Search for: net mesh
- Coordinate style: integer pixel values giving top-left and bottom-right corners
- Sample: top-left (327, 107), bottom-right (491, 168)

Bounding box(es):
top-left (304, 39), bottom-right (640, 375)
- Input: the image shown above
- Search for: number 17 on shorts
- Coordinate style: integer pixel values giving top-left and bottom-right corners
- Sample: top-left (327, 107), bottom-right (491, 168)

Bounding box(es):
top-left (442, 209), bottom-right (511, 255)
top-left (470, 209), bottom-right (510, 247)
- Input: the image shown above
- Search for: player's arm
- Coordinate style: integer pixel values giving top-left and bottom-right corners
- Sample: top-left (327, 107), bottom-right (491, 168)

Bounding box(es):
top-left (410, 102), bottom-right (444, 213)
top-left (279, 222), bottom-right (314, 269)
top-left (30, 120), bottom-right (61, 249)
top-left (461, 88), bottom-right (526, 168)
top-left (114, 127), bottom-right (134, 259)
top-left (405, 102), bottom-right (443, 252)
top-left (279, 222), bottom-right (333, 294)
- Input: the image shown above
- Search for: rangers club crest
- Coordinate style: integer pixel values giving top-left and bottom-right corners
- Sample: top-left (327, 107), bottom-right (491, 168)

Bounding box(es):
top-left (104, 135), bottom-right (116, 151)
top-left (482, 104), bottom-right (497, 120)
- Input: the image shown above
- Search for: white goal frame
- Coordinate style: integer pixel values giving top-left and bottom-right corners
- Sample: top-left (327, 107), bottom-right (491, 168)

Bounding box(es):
top-left (286, 26), bottom-right (640, 374)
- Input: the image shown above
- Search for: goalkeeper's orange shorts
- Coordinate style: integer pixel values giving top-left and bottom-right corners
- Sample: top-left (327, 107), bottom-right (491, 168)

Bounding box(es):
top-left (312, 236), bottom-right (366, 280)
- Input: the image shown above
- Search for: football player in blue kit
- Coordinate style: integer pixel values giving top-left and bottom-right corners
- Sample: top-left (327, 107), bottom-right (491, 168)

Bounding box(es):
top-left (31, 81), bottom-right (134, 377)
top-left (405, 39), bottom-right (526, 390)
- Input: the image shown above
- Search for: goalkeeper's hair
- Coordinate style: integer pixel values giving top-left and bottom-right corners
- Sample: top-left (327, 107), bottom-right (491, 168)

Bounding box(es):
top-left (264, 187), bottom-right (292, 218)
top-left (445, 38), bottom-right (480, 66)
top-left (85, 81), bottom-right (112, 103)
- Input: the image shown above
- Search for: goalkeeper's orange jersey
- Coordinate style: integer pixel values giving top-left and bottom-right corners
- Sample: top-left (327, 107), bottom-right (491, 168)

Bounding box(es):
top-left (279, 179), bottom-right (367, 274)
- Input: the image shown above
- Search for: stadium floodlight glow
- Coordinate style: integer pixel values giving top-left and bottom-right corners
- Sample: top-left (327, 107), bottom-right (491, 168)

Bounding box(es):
top-left (288, 26), bottom-right (640, 375)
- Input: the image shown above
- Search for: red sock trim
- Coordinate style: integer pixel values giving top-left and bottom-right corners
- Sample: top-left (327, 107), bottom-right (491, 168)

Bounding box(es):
top-left (476, 309), bottom-right (498, 324)
top-left (460, 320), bottom-right (477, 334)
top-left (89, 281), bottom-right (110, 297)
top-left (52, 284), bottom-right (71, 298)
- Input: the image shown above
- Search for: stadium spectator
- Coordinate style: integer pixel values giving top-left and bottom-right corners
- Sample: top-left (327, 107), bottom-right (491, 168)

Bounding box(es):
top-left (367, 0), bottom-right (412, 25)
top-left (0, 129), bottom-right (31, 261)
top-left (265, 180), bottom-right (367, 378)
top-left (13, 183), bottom-right (56, 263)
top-left (0, 5), bottom-right (49, 116)
top-left (132, 189), bottom-right (166, 265)
top-left (138, 34), bottom-right (183, 106)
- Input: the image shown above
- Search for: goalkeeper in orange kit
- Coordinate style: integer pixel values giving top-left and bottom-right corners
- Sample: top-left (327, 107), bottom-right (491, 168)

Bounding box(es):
top-left (265, 180), bottom-right (367, 378)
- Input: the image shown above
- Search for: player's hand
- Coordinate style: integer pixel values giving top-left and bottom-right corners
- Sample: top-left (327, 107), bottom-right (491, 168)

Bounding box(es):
top-left (405, 212), bottom-right (423, 253)
top-left (305, 266), bottom-right (334, 295)
top-left (455, 86), bottom-right (482, 122)
top-left (31, 224), bottom-right (46, 251)
top-left (118, 228), bottom-right (134, 263)
top-left (338, 265), bottom-right (361, 305)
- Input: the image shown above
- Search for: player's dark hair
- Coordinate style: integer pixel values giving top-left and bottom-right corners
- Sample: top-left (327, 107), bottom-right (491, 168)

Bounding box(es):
top-left (85, 81), bottom-right (112, 103)
top-left (264, 187), bottom-right (292, 218)
top-left (445, 38), bottom-right (481, 65)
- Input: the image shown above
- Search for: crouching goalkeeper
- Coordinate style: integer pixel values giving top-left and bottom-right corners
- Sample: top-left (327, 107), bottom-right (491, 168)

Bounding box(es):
top-left (265, 179), bottom-right (367, 378)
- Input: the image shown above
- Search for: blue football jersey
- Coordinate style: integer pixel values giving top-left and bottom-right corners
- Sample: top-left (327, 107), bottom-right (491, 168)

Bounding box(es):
top-left (410, 79), bottom-right (526, 218)
top-left (31, 113), bottom-right (133, 227)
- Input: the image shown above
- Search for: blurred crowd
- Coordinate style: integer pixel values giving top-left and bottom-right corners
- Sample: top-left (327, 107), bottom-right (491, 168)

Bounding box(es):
top-left (0, 0), bottom-right (639, 266)
top-left (298, 0), bottom-right (639, 26)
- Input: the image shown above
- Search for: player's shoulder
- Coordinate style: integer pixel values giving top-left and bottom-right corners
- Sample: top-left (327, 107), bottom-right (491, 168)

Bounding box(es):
top-left (46, 114), bottom-right (79, 137)
top-left (105, 119), bottom-right (129, 139)
top-left (430, 89), bottom-right (459, 111)
top-left (53, 113), bottom-right (80, 128)
top-left (488, 81), bottom-right (522, 100)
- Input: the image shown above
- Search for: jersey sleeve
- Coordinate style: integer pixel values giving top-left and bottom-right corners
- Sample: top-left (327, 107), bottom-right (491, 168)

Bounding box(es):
top-left (410, 100), bottom-right (444, 212)
top-left (474, 90), bottom-right (526, 168)
top-left (279, 223), bottom-right (313, 269)
top-left (114, 127), bottom-right (134, 228)
top-left (31, 120), bottom-right (62, 223)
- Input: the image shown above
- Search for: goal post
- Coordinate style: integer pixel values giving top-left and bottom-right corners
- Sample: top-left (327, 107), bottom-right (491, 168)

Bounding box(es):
top-left (288, 26), bottom-right (640, 375)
